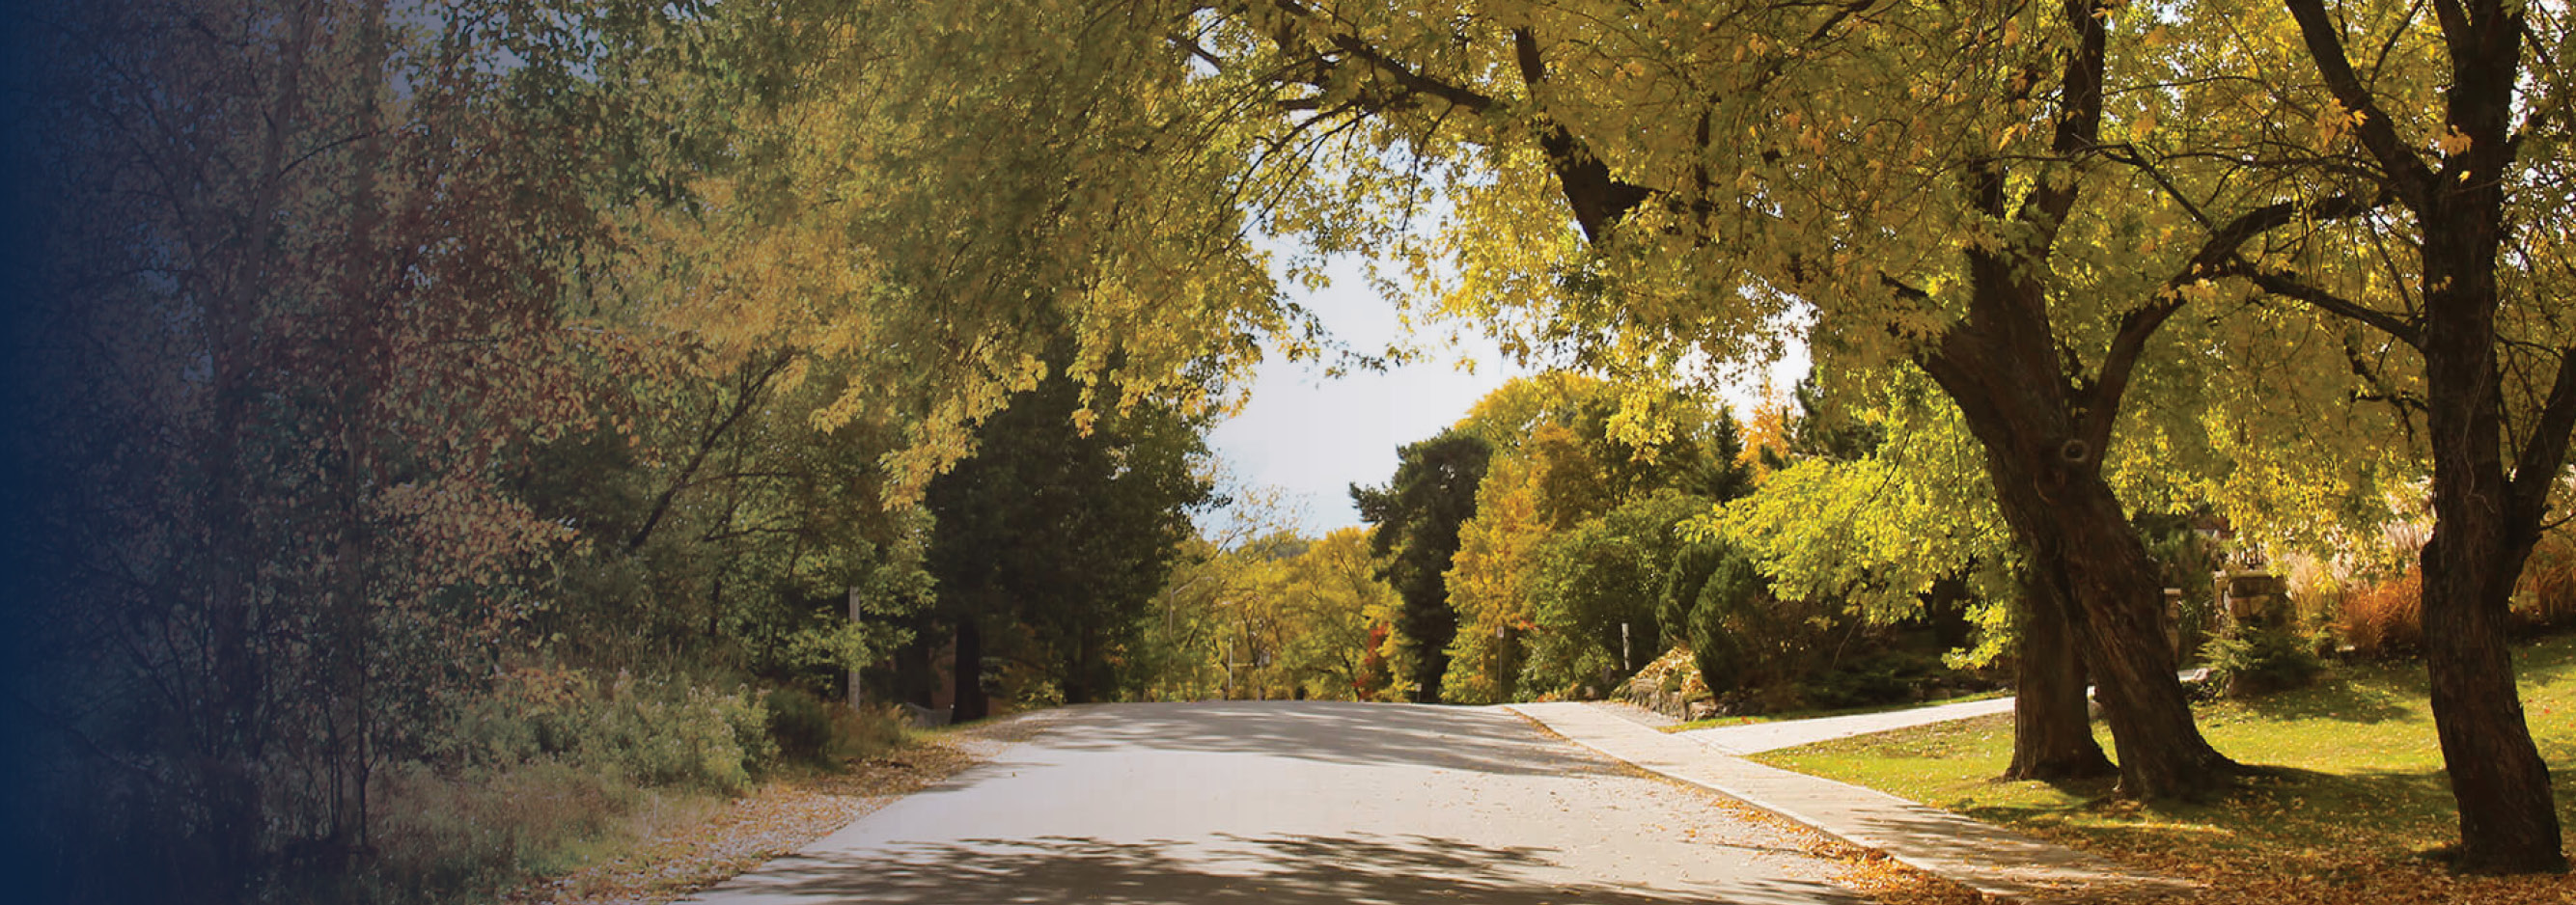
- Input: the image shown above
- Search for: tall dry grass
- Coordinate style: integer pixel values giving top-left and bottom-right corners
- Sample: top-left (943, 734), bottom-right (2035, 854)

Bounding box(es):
top-left (2515, 530), bottom-right (2576, 630)
top-left (2336, 568), bottom-right (2423, 659)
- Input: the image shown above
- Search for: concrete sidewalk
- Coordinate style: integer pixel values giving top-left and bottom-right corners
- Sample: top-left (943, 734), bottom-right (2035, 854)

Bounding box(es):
top-left (1678, 697), bottom-right (2019, 754)
top-left (1509, 701), bottom-right (2195, 904)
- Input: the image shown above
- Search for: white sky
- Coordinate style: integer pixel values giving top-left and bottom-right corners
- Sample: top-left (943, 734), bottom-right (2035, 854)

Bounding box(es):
top-left (1205, 253), bottom-right (1810, 536)
top-left (1205, 254), bottom-right (1535, 535)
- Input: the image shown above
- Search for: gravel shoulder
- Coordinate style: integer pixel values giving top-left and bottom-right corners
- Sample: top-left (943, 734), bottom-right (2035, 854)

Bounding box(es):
top-left (503, 710), bottom-right (1066, 905)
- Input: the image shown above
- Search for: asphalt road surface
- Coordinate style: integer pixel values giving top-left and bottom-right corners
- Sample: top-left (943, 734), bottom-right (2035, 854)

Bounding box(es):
top-left (686, 700), bottom-right (1868, 905)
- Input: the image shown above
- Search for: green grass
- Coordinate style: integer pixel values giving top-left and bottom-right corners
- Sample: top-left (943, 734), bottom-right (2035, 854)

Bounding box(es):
top-left (1755, 634), bottom-right (2576, 896)
top-left (1663, 689), bottom-right (2011, 733)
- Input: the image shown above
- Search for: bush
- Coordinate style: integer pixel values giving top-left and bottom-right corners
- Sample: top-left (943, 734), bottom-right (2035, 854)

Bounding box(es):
top-left (591, 679), bottom-right (774, 793)
top-left (765, 687), bottom-right (909, 766)
top-left (2516, 530), bottom-right (2576, 630)
top-left (2202, 620), bottom-right (2324, 698)
top-left (354, 759), bottom-right (636, 903)
top-left (767, 687), bottom-right (836, 763)
top-left (433, 666), bottom-right (774, 795)
top-left (1524, 492), bottom-right (1705, 697)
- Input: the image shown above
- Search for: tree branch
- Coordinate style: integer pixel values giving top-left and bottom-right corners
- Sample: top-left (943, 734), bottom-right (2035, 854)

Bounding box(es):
top-left (2282, 0), bottom-right (2438, 209)
top-left (2234, 264), bottom-right (2424, 349)
top-left (627, 350), bottom-right (796, 554)
top-left (2077, 190), bottom-right (2386, 456)
top-left (1510, 27), bottom-right (1656, 242)
top-left (2508, 349), bottom-right (2576, 531)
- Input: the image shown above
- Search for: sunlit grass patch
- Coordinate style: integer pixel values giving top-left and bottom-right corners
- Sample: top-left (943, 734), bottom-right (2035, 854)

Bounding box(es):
top-left (1758, 634), bottom-right (2576, 904)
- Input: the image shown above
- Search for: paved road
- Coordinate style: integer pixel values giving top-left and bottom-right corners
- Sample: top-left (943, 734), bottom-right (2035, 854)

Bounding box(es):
top-left (686, 700), bottom-right (1866, 904)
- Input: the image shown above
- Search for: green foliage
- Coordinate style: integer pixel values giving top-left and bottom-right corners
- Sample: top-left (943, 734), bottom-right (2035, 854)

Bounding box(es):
top-left (1684, 407), bottom-right (1759, 504)
top-left (764, 687), bottom-right (908, 767)
top-left (1525, 490), bottom-right (1703, 696)
top-left (1353, 429), bottom-right (1493, 702)
top-left (1677, 542), bottom-right (1768, 694)
top-left (1779, 377), bottom-right (1885, 466)
top-left (2202, 621), bottom-right (2327, 699)
top-left (439, 667), bottom-right (775, 796)
top-left (1707, 377), bottom-right (2022, 671)
top-left (925, 361), bottom-right (1215, 706)
top-left (763, 687), bottom-right (840, 766)
top-left (2137, 509), bottom-right (2228, 657)
top-left (1443, 372), bottom-right (1750, 702)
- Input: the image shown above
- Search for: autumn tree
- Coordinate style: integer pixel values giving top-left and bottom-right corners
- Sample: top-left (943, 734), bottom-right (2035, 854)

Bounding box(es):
top-left (1443, 371), bottom-right (1746, 701)
top-left (2185, 0), bottom-right (2575, 870)
top-left (1271, 527), bottom-right (1403, 699)
top-left (3, 0), bottom-right (727, 896)
top-left (1444, 451), bottom-right (1549, 703)
top-left (4, 2), bottom-right (1280, 897)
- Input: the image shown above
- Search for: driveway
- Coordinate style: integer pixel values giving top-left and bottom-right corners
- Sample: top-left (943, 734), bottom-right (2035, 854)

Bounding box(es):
top-left (684, 700), bottom-right (1867, 904)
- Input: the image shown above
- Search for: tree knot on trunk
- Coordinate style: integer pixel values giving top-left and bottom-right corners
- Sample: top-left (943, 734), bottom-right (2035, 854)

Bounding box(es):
top-left (2059, 438), bottom-right (2091, 465)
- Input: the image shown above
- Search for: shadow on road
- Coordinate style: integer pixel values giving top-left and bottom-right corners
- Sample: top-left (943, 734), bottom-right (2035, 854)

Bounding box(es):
top-left (714, 832), bottom-right (1844, 905)
top-left (1016, 700), bottom-right (1624, 779)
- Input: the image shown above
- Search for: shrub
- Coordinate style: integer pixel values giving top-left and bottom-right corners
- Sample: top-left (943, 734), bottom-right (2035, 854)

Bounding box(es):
top-left (766, 687), bottom-right (836, 763)
top-left (429, 667), bottom-right (773, 795)
top-left (765, 687), bottom-right (910, 766)
top-left (596, 677), bottom-right (773, 793)
top-left (352, 759), bottom-right (639, 905)
top-left (2202, 620), bottom-right (2324, 698)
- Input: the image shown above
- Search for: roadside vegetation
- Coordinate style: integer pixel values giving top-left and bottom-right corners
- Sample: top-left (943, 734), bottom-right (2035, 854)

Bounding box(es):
top-left (334, 691), bottom-right (917, 905)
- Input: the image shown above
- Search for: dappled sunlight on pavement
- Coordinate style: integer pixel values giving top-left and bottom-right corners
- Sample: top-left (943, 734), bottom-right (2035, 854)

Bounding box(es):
top-left (686, 700), bottom-right (1865, 905)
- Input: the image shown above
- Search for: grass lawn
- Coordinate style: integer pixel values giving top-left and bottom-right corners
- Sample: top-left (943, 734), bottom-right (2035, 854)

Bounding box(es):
top-left (1757, 633), bottom-right (2576, 904)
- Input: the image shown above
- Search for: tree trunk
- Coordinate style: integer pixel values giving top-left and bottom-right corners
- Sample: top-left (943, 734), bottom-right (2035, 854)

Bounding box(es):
top-left (953, 619), bottom-right (987, 723)
top-left (1921, 255), bottom-right (2239, 801)
top-left (1065, 621), bottom-right (1096, 704)
top-left (2414, 225), bottom-right (2567, 873)
top-left (2008, 561), bottom-right (2113, 782)
top-left (1987, 441), bottom-right (2230, 798)
top-left (2421, 518), bottom-right (2565, 872)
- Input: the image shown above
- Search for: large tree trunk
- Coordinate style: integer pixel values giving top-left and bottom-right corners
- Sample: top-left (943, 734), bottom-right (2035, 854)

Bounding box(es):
top-left (2042, 468), bottom-right (2234, 800)
top-left (953, 619), bottom-right (988, 723)
top-left (1922, 250), bottom-right (2240, 801)
top-left (2421, 515), bottom-right (2565, 873)
top-left (2413, 204), bottom-right (2567, 874)
top-left (2008, 561), bottom-right (2113, 782)
top-left (1978, 423), bottom-right (2229, 799)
